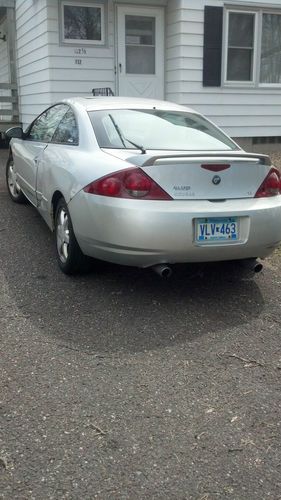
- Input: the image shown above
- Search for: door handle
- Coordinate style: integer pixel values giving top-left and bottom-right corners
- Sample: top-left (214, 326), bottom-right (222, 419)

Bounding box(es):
top-left (119, 63), bottom-right (122, 73)
top-left (34, 157), bottom-right (39, 165)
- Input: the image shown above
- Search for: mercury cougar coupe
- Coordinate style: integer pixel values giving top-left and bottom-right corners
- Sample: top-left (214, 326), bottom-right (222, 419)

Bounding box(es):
top-left (5, 96), bottom-right (281, 276)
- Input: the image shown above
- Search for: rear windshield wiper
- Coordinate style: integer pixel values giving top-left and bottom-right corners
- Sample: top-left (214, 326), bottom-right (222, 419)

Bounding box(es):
top-left (125, 137), bottom-right (146, 155)
top-left (108, 114), bottom-right (146, 154)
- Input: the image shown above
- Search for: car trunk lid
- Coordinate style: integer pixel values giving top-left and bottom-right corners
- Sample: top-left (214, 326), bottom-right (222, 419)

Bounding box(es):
top-left (127, 152), bottom-right (271, 200)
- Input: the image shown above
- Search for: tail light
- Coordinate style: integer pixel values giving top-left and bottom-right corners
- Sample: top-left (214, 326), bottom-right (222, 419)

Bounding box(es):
top-left (255, 168), bottom-right (281, 198)
top-left (83, 167), bottom-right (172, 200)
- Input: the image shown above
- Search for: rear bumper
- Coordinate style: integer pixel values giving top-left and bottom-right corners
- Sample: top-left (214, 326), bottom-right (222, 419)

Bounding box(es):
top-left (68, 193), bottom-right (281, 267)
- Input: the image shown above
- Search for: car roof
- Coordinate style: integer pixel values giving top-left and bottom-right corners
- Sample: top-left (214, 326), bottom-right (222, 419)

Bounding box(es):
top-left (63, 96), bottom-right (197, 114)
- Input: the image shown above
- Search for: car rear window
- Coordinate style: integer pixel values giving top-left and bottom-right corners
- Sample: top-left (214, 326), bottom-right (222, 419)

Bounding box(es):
top-left (88, 109), bottom-right (238, 151)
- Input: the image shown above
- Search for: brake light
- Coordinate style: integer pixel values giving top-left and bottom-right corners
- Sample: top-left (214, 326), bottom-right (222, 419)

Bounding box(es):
top-left (83, 167), bottom-right (172, 200)
top-left (254, 168), bottom-right (281, 198)
top-left (201, 164), bottom-right (230, 172)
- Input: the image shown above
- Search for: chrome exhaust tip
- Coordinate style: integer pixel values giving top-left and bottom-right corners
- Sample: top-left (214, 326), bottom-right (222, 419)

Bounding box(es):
top-left (152, 264), bottom-right (172, 278)
top-left (240, 258), bottom-right (263, 274)
top-left (254, 262), bottom-right (263, 273)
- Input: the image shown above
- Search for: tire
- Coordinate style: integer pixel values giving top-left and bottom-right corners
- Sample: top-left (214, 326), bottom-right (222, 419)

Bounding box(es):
top-left (55, 197), bottom-right (89, 274)
top-left (6, 155), bottom-right (27, 203)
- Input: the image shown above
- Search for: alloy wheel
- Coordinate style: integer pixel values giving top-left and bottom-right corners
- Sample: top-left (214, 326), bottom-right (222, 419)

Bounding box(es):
top-left (7, 160), bottom-right (22, 198)
top-left (56, 207), bottom-right (70, 263)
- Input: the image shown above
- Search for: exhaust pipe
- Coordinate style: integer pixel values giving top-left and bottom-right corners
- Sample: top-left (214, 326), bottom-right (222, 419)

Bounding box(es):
top-left (240, 258), bottom-right (263, 274)
top-left (253, 262), bottom-right (263, 273)
top-left (152, 264), bottom-right (172, 278)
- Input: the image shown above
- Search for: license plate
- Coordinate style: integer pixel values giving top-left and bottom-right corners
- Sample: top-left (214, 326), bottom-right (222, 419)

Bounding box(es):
top-left (196, 217), bottom-right (238, 242)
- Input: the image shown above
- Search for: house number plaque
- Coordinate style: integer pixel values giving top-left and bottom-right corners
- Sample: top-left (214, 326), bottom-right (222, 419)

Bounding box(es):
top-left (74, 48), bottom-right (87, 65)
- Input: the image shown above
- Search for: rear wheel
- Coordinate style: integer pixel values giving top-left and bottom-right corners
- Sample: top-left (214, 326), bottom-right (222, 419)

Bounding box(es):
top-left (55, 198), bottom-right (88, 274)
top-left (6, 155), bottom-right (26, 203)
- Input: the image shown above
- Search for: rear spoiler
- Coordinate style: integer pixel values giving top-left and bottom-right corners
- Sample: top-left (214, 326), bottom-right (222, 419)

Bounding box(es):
top-left (128, 152), bottom-right (271, 167)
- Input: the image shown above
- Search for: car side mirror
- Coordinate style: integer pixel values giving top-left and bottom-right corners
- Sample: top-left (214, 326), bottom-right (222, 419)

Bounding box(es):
top-left (5, 126), bottom-right (24, 140)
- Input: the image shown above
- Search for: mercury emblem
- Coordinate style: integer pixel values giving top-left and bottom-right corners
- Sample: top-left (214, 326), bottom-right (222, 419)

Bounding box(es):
top-left (212, 175), bottom-right (221, 185)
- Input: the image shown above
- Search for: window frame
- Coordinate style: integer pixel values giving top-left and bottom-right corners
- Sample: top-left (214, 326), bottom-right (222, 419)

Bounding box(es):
top-left (223, 6), bottom-right (281, 88)
top-left (223, 8), bottom-right (259, 87)
top-left (60, 1), bottom-right (105, 46)
top-left (259, 9), bottom-right (281, 88)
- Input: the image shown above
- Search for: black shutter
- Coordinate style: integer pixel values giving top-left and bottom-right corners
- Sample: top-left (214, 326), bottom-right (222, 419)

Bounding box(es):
top-left (203, 6), bottom-right (223, 86)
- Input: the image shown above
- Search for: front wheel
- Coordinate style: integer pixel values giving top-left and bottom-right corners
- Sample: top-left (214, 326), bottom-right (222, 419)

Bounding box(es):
top-left (55, 198), bottom-right (88, 274)
top-left (6, 156), bottom-right (26, 203)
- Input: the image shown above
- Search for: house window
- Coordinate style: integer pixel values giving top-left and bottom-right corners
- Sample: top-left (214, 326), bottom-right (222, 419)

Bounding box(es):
top-left (226, 12), bottom-right (255, 82)
top-left (224, 8), bottom-right (281, 86)
top-left (61, 2), bottom-right (105, 45)
top-left (260, 13), bottom-right (281, 84)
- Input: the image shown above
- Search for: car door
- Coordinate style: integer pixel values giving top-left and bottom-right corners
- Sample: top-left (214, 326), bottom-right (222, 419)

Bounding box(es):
top-left (36, 107), bottom-right (79, 224)
top-left (13, 104), bottom-right (68, 206)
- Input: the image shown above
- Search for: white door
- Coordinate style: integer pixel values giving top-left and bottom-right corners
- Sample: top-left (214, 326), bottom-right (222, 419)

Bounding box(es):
top-left (117, 5), bottom-right (164, 99)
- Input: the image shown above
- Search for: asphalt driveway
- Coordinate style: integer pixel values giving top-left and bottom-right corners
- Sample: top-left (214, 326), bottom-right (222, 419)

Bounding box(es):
top-left (0, 150), bottom-right (281, 499)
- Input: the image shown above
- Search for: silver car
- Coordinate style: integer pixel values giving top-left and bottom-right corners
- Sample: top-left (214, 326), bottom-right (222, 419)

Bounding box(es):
top-left (5, 97), bottom-right (281, 276)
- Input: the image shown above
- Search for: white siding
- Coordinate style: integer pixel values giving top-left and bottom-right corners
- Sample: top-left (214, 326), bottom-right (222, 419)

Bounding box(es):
top-left (166, 0), bottom-right (182, 99)
top-left (0, 20), bottom-right (9, 83)
top-left (46, 0), bottom-right (164, 101)
top-left (0, 38), bottom-right (9, 84)
top-left (45, 0), bottom-right (115, 105)
top-left (14, 0), bottom-right (281, 137)
top-left (16, 0), bottom-right (168, 126)
top-left (0, 17), bottom-right (11, 119)
top-left (167, 0), bottom-right (281, 138)
top-left (15, 0), bottom-right (52, 127)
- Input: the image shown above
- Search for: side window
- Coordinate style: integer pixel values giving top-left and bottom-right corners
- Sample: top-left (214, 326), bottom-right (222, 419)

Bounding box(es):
top-left (27, 105), bottom-right (68, 142)
top-left (51, 109), bottom-right (79, 145)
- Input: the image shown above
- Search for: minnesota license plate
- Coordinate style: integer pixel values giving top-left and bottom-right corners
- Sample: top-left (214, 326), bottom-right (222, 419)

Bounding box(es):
top-left (196, 217), bottom-right (238, 242)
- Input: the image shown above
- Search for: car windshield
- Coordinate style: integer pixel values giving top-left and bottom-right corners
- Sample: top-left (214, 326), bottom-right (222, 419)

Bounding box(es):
top-left (89, 109), bottom-right (238, 151)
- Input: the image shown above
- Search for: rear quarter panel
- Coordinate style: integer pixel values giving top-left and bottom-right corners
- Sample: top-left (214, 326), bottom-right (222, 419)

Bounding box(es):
top-left (41, 145), bottom-right (134, 228)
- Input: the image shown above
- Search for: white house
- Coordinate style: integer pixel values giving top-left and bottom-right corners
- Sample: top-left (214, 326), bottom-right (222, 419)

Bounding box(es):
top-left (1, 0), bottom-right (281, 150)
